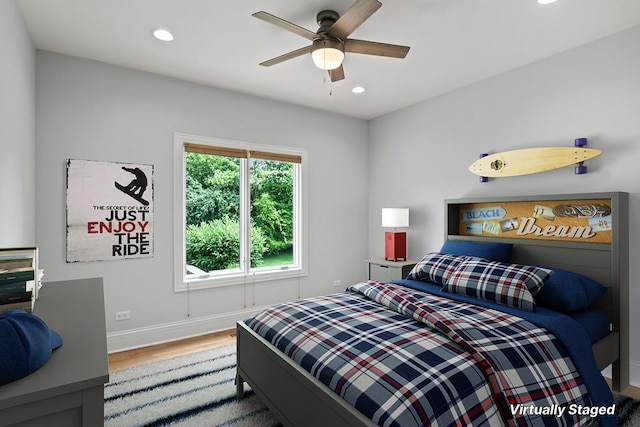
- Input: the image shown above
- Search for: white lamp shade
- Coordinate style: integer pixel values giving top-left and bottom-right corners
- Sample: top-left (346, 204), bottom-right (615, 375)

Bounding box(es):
top-left (382, 208), bottom-right (409, 228)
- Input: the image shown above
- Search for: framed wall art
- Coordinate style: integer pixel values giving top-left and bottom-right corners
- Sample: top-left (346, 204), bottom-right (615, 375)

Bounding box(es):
top-left (66, 159), bottom-right (154, 262)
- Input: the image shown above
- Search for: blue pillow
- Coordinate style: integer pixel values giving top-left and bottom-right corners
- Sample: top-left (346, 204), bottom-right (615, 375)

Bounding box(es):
top-left (440, 240), bottom-right (513, 262)
top-left (535, 268), bottom-right (606, 313)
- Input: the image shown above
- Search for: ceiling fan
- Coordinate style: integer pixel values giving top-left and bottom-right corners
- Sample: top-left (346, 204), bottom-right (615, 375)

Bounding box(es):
top-left (252, 0), bottom-right (410, 82)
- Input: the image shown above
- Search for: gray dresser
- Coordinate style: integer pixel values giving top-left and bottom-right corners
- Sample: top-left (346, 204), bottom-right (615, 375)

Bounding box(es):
top-left (0, 277), bottom-right (108, 426)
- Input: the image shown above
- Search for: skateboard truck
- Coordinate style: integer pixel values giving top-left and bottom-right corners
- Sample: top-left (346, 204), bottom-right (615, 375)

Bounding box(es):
top-left (574, 138), bottom-right (588, 174)
top-left (478, 153), bottom-right (488, 182)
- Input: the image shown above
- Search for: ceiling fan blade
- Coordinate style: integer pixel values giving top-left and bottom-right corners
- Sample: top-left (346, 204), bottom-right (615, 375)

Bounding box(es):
top-left (328, 65), bottom-right (345, 82)
top-left (327, 0), bottom-right (382, 40)
top-left (345, 39), bottom-right (410, 58)
top-left (253, 11), bottom-right (318, 41)
top-left (259, 46), bottom-right (312, 67)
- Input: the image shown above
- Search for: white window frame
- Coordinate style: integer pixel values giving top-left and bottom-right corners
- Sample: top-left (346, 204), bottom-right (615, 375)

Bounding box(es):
top-left (174, 133), bottom-right (308, 292)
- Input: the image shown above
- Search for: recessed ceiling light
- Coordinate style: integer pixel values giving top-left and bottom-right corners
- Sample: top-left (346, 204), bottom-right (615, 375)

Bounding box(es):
top-left (352, 86), bottom-right (366, 94)
top-left (153, 28), bottom-right (174, 42)
top-left (538, 0), bottom-right (557, 4)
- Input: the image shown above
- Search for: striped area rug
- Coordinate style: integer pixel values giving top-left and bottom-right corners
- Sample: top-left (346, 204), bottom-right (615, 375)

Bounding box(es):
top-left (104, 344), bottom-right (281, 427)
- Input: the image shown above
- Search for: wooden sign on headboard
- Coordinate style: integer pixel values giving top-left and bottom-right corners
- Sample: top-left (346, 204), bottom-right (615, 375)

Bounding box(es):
top-left (457, 198), bottom-right (612, 243)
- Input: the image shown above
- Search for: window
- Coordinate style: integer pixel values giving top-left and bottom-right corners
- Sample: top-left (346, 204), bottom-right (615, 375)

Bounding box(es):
top-left (174, 133), bottom-right (307, 291)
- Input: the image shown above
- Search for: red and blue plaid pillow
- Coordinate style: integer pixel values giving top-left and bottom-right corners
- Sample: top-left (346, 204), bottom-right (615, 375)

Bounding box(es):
top-left (444, 258), bottom-right (552, 311)
top-left (406, 252), bottom-right (471, 285)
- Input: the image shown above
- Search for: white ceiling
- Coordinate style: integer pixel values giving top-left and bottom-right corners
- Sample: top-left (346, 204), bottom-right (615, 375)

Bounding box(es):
top-left (17, 0), bottom-right (640, 120)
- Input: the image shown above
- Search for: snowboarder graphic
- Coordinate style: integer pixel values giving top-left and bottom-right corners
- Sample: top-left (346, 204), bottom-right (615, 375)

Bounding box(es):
top-left (115, 166), bottom-right (149, 206)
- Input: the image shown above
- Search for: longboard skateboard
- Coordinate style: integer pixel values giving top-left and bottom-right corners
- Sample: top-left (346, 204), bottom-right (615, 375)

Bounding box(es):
top-left (469, 139), bottom-right (600, 178)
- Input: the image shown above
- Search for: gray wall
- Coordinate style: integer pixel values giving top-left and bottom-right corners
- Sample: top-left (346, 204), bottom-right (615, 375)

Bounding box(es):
top-left (0, 1), bottom-right (36, 247)
top-left (35, 51), bottom-right (370, 350)
top-left (369, 25), bottom-right (640, 384)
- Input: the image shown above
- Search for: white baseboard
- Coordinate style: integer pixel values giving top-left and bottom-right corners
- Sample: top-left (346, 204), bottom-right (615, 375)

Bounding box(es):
top-left (106, 306), bottom-right (267, 353)
top-left (630, 359), bottom-right (640, 388)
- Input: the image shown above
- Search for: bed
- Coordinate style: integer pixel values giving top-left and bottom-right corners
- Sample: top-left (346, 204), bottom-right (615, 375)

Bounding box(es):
top-left (236, 192), bottom-right (629, 427)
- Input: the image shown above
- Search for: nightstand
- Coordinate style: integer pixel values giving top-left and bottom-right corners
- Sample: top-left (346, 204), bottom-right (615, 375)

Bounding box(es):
top-left (366, 258), bottom-right (416, 282)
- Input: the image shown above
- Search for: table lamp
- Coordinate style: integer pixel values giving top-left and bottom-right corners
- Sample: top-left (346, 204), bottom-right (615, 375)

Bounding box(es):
top-left (382, 208), bottom-right (409, 261)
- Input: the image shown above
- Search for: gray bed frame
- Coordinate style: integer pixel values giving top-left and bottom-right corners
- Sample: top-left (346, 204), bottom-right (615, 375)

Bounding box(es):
top-left (236, 192), bottom-right (629, 427)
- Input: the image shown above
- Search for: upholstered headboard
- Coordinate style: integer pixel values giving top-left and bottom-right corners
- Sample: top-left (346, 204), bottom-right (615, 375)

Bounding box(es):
top-left (444, 192), bottom-right (629, 391)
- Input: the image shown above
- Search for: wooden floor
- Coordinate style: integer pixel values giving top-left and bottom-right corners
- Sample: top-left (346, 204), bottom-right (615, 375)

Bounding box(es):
top-left (109, 329), bottom-right (640, 400)
top-left (108, 329), bottom-right (236, 372)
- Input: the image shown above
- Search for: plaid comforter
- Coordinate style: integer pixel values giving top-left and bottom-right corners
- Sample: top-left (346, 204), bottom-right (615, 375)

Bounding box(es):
top-left (247, 281), bottom-right (594, 427)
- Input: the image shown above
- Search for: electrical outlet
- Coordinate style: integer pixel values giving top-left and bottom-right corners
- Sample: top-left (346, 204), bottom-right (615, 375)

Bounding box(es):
top-left (333, 280), bottom-right (342, 288)
top-left (115, 310), bottom-right (131, 321)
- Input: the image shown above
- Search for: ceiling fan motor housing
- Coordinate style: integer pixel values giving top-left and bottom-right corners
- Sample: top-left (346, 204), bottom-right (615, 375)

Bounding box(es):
top-left (312, 38), bottom-right (343, 52)
top-left (316, 10), bottom-right (340, 32)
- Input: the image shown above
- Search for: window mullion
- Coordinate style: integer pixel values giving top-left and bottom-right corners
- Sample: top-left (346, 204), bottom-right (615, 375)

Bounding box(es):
top-left (292, 163), bottom-right (300, 267)
top-left (239, 158), bottom-right (251, 275)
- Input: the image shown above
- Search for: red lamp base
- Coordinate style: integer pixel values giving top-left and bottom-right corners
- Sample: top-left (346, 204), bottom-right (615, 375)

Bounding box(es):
top-left (385, 231), bottom-right (406, 261)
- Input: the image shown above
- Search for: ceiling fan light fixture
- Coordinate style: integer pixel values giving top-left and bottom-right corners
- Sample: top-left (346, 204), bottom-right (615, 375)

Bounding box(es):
top-left (311, 39), bottom-right (344, 70)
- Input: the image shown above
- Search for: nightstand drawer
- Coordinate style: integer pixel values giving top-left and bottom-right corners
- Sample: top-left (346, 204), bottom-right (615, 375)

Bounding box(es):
top-left (367, 259), bottom-right (416, 282)
top-left (369, 263), bottom-right (401, 282)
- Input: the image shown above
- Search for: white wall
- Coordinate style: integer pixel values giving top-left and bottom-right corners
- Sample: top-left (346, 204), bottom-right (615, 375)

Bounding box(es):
top-left (369, 25), bottom-right (640, 384)
top-left (35, 51), bottom-right (370, 351)
top-left (0, 0), bottom-right (36, 247)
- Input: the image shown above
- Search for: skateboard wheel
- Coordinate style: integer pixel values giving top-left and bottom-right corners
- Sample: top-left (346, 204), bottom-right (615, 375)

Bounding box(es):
top-left (574, 138), bottom-right (588, 147)
top-left (479, 154), bottom-right (488, 182)
top-left (575, 165), bottom-right (587, 174)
